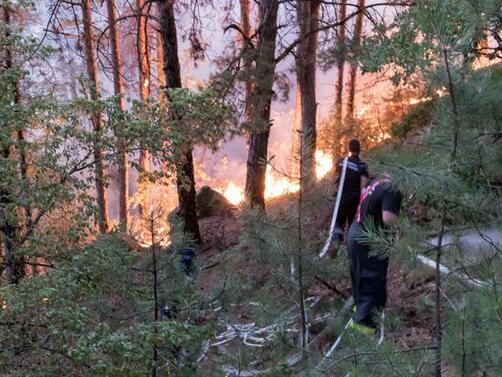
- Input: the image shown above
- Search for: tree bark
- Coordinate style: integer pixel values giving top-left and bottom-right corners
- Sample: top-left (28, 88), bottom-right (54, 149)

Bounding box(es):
top-left (82, 0), bottom-right (109, 233)
top-left (106, 0), bottom-right (128, 230)
top-left (158, 0), bottom-right (201, 243)
top-left (244, 0), bottom-right (279, 208)
top-left (137, 0), bottom-right (151, 219)
top-left (156, 32), bottom-right (165, 100)
top-left (334, 1), bottom-right (347, 158)
top-left (295, 0), bottom-right (320, 192)
top-left (345, 0), bottom-right (365, 122)
top-left (239, 0), bottom-right (253, 117)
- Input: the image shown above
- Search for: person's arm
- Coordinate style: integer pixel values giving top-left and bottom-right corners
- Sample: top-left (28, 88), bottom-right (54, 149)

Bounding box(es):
top-left (381, 186), bottom-right (402, 226)
top-left (382, 210), bottom-right (399, 225)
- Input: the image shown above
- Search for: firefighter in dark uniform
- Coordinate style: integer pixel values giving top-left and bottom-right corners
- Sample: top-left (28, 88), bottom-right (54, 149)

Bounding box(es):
top-left (334, 139), bottom-right (369, 242)
top-left (347, 176), bottom-right (402, 332)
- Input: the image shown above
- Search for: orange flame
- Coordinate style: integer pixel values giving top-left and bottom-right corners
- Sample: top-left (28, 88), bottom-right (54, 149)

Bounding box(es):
top-left (219, 150), bottom-right (333, 204)
top-left (223, 181), bottom-right (245, 205)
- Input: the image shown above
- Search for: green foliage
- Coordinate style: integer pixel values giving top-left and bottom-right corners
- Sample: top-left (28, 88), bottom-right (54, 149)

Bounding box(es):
top-left (0, 4), bottom-right (232, 375)
top-left (360, 2), bottom-right (502, 376)
top-left (391, 100), bottom-right (434, 139)
top-left (0, 234), bottom-right (211, 376)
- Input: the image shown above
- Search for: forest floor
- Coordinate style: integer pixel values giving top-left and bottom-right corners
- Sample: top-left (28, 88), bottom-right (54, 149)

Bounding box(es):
top-left (194, 190), bottom-right (436, 354)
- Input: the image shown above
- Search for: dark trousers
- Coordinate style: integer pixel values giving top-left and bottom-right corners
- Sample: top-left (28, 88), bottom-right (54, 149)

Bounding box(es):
top-left (347, 222), bottom-right (389, 328)
top-left (335, 197), bottom-right (359, 242)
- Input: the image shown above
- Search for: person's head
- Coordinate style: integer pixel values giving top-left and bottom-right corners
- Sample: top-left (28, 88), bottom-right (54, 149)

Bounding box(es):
top-left (348, 139), bottom-right (361, 156)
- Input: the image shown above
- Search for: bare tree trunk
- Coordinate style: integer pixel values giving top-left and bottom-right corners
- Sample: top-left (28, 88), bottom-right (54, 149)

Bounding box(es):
top-left (345, 0), bottom-right (365, 123)
top-left (156, 32), bottom-right (170, 176)
top-left (334, 1), bottom-right (347, 158)
top-left (244, 0), bottom-right (279, 208)
top-left (156, 32), bottom-right (165, 100)
top-left (158, 0), bottom-right (201, 244)
top-left (240, 0), bottom-right (253, 117)
top-left (106, 0), bottom-right (128, 230)
top-left (137, 0), bottom-right (151, 219)
top-left (82, 0), bottom-right (109, 233)
top-left (295, 0), bottom-right (320, 192)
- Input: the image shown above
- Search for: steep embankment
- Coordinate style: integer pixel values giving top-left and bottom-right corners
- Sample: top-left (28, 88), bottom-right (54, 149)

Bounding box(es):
top-left (190, 65), bottom-right (502, 376)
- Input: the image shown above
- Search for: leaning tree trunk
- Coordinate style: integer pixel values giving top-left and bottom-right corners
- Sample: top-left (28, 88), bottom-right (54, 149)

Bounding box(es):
top-left (295, 0), bottom-right (320, 192)
top-left (158, 0), bottom-right (201, 244)
top-left (333, 0), bottom-right (347, 158)
top-left (345, 0), bottom-right (365, 123)
top-left (244, 0), bottom-right (279, 208)
top-left (106, 0), bottom-right (128, 230)
top-left (137, 0), bottom-right (151, 219)
top-left (82, 0), bottom-right (109, 233)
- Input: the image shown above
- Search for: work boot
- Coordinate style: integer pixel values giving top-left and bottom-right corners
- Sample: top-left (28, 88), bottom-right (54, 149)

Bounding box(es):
top-left (348, 320), bottom-right (376, 335)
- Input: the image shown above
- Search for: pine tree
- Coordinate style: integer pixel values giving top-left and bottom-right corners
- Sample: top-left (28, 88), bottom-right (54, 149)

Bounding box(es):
top-left (295, 0), bottom-right (320, 192)
top-left (82, 0), bottom-right (109, 233)
top-left (158, 0), bottom-right (202, 244)
top-left (105, 0), bottom-right (129, 230)
top-left (245, 0), bottom-right (279, 208)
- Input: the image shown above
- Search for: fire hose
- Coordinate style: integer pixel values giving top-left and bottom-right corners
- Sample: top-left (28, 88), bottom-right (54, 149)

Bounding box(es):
top-left (319, 156), bottom-right (348, 258)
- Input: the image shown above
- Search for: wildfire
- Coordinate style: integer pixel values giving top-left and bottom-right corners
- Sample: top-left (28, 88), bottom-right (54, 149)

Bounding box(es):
top-left (315, 150), bottom-right (333, 179)
top-left (265, 171), bottom-right (300, 199)
top-left (409, 88), bottom-right (448, 105)
top-left (219, 150), bottom-right (333, 204)
top-left (224, 181), bottom-right (245, 205)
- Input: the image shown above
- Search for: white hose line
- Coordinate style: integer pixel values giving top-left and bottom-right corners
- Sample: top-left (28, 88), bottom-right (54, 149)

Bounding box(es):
top-left (324, 318), bottom-right (353, 359)
top-left (416, 254), bottom-right (489, 288)
top-left (377, 311), bottom-right (385, 346)
top-left (319, 157), bottom-right (348, 258)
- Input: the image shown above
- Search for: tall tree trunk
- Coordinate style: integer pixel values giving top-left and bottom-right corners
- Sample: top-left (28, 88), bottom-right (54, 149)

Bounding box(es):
top-left (156, 32), bottom-right (165, 100)
top-left (244, 0), bottom-right (279, 208)
top-left (1, 2), bottom-right (24, 283)
top-left (137, 0), bottom-right (151, 219)
top-left (156, 32), bottom-right (169, 175)
top-left (158, 0), bottom-right (201, 244)
top-left (82, 0), bottom-right (109, 233)
top-left (239, 0), bottom-right (253, 116)
top-left (106, 0), bottom-right (128, 230)
top-left (345, 0), bottom-right (365, 123)
top-left (333, 0), bottom-right (347, 158)
top-left (295, 0), bottom-right (320, 192)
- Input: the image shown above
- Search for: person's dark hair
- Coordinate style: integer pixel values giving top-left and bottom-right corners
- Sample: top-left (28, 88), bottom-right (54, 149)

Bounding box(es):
top-left (348, 139), bottom-right (361, 154)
